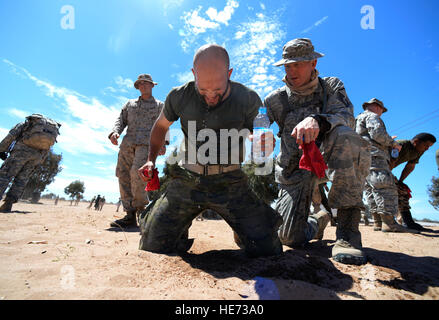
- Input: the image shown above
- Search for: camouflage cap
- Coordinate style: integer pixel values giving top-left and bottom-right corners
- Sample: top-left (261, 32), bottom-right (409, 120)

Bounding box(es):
top-left (273, 38), bottom-right (324, 66)
top-left (134, 74), bottom-right (157, 89)
top-left (362, 98), bottom-right (388, 113)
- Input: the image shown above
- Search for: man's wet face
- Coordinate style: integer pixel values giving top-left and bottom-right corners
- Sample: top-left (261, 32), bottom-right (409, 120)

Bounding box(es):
top-left (195, 79), bottom-right (229, 107)
top-left (414, 140), bottom-right (434, 153)
top-left (193, 57), bottom-right (231, 107)
top-left (284, 60), bottom-right (316, 87)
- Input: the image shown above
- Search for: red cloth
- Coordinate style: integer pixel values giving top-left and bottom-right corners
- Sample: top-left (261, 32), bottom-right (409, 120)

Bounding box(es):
top-left (144, 168), bottom-right (160, 191)
top-left (299, 141), bottom-right (328, 179)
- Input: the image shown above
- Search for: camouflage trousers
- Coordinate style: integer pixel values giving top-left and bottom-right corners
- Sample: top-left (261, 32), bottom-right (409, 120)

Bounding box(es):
top-left (0, 142), bottom-right (47, 202)
top-left (364, 157), bottom-right (398, 216)
top-left (116, 143), bottom-right (149, 212)
top-left (138, 165), bottom-right (283, 257)
top-left (277, 125), bottom-right (370, 247)
top-left (395, 177), bottom-right (411, 212)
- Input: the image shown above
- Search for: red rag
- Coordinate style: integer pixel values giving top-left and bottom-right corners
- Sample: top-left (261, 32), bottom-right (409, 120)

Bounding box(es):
top-left (144, 168), bottom-right (160, 191)
top-left (299, 141), bottom-right (328, 179)
top-left (405, 185), bottom-right (412, 199)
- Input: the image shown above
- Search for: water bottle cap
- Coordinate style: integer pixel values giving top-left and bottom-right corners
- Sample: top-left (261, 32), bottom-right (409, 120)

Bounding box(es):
top-left (259, 107), bottom-right (266, 114)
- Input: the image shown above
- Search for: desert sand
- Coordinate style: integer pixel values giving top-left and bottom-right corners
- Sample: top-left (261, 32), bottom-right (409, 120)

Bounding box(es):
top-left (1, 199), bottom-right (439, 300)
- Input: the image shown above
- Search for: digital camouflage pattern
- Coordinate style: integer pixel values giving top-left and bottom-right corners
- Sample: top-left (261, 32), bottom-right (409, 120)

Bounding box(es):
top-left (138, 164), bottom-right (283, 257)
top-left (0, 141), bottom-right (48, 202)
top-left (111, 96), bottom-right (163, 212)
top-left (273, 38), bottom-right (324, 66)
top-left (111, 96), bottom-right (163, 147)
top-left (355, 110), bottom-right (394, 161)
top-left (396, 178), bottom-right (411, 212)
top-left (356, 110), bottom-right (397, 216)
top-left (265, 77), bottom-right (370, 246)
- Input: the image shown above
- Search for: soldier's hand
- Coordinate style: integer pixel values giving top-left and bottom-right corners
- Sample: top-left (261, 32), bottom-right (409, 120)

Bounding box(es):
top-left (110, 133), bottom-right (120, 145)
top-left (0, 152), bottom-right (7, 161)
top-left (138, 161), bottom-right (155, 182)
top-left (291, 117), bottom-right (320, 145)
top-left (393, 142), bottom-right (402, 152)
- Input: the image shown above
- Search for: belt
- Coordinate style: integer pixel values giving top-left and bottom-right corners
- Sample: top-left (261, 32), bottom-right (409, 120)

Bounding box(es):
top-left (182, 163), bottom-right (241, 176)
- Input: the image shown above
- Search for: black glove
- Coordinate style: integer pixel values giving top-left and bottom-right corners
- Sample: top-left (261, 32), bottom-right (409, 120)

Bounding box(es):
top-left (0, 152), bottom-right (7, 161)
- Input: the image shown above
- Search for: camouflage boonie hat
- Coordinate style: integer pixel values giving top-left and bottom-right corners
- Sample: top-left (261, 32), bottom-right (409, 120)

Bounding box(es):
top-left (362, 98), bottom-right (388, 113)
top-left (134, 74), bottom-right (157, 89)
top-left (273, 38), bottom-right (324, 66)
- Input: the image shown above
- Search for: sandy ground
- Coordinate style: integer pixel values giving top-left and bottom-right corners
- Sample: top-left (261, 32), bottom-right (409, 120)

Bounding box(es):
top-left (1, 199), bottom-right (439, 300)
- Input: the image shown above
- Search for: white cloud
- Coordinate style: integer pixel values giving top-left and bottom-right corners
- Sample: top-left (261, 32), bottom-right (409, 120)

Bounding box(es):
top-left (178, 1), bottom-right (239, 52)
top-left (173, 70), bottom-right (194, 84)
top-left (205, 0), bottom-right (239, 25)
top-left (301, 16), bottom-right (328, 33)
top-left (114, 76), bottom-right (133, 90)
top-left (260, 3), bottom-right (266, 10)
top-left (3, 59), bottom-right (121, 156)
top-left (168, 23), bottom-right (174, 30)
top-left (8, 108), bottom-right (28, 119)
top-left (0, 127), bottom-right (9, 138)
top-left (231, 11), bottom-right (286, 97)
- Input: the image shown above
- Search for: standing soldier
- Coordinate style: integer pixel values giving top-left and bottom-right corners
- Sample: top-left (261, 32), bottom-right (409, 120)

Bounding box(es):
top-left (108, 74), bottom-right (167, 228)
top-left (389, 133), bottom-right (436, 231)
top-left (0, 114), bottom-right (61, 212)
top-left (356, 98), bottom-right (418, 233)
top-left (263, 38), bottom-right (371, 265)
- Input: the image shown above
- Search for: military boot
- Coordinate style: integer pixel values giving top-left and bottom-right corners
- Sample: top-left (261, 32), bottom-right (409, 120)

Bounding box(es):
top-left (110, 210), bottom-right (137, 228)
top-left (372, 212), bottom-right (382, 231)
top-left (380, 214), bottom-right (419, 234)
top-left (0, 198), bottom-right (14, 213)
top-left (332, 208), bottom-right (367, 265)
top-left (399, 210), bottom-right (432, 232)
top-left (310, 210), bottom-right (331, 240)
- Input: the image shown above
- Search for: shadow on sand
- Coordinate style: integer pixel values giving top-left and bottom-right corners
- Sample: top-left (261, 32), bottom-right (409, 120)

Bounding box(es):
top-left (179, 240), bottom-right (355, 299)
top-left (365, 247), bottom-right (439, 296)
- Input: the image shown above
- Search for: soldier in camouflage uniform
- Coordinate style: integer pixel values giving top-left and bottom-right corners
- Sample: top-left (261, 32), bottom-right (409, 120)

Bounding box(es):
top-left (137, 44), bottom-right (283, 257)
top-left (108, 74), bottom-right (167, 228)
top-left (264, 38), bottom-right (371, 265)
top-left (0, 114), bottom-right (61, 212)
top-left (389, 133), bottom-right (436, 231)
top-left (356, 98), bottom-right (418, 234)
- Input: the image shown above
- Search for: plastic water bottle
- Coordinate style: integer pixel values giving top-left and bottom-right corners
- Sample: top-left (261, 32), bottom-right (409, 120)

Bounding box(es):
top-left (391, 148), bottom-right (399, 158)
top-left (252, 107), bottom-right (272, 164)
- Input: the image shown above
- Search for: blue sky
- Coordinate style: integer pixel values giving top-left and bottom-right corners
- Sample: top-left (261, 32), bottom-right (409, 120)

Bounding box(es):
top-left (0, 0), bottom-right (438, 220)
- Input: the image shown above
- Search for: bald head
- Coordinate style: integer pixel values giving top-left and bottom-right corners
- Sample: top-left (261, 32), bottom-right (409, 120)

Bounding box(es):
top-left (192, 44), bottom-right (233, 107)
top-left (193, 44), bottom-right (230, 70)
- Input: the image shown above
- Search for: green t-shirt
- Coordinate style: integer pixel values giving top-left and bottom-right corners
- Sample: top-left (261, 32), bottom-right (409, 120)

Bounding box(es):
top-left (393, 139), bottom-right (423, 168)
top-left (163, 81), bottom-right (261, 165)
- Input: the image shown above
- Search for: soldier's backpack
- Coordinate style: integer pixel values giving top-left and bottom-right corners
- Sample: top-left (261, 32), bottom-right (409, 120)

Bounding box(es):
top-left (20, 114), bottom-right (61, 150)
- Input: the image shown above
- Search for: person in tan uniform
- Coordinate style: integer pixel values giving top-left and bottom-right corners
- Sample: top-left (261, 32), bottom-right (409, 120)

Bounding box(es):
top-left (109, 74), bottom-right (167, 228)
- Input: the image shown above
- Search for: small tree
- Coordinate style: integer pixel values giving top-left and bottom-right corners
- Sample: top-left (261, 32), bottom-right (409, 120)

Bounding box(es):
top-left (22, 150), bottom-right (63, 203)
top-left (428, 175), bottom-right (439, 211)
top-left (242, 160), bottom-right (279, 205)
top-left (64, 180), bottom-right (85, 202)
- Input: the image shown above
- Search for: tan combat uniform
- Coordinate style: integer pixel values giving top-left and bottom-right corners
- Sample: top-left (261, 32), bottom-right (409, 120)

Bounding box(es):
top-left (110, 96), bottom-right (163, 213)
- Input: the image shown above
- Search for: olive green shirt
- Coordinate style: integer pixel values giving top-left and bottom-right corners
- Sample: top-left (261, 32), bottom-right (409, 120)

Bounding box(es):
top-left (393, 139), bottom-right (423, 168)
top-left (163, 81), bottom-right (261, 165)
